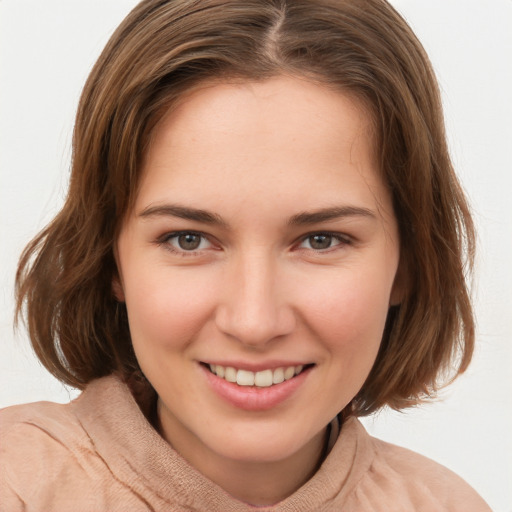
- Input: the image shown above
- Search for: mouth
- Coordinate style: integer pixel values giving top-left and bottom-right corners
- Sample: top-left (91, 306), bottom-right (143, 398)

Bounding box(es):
top-left (203, 363), bottom-right (314, 388)
top-left (200, 362), bottom-right (314, 411)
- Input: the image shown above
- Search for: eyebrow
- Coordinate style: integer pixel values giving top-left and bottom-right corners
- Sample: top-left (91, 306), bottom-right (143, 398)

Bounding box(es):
top-left (138, 203), bottom-right (376, 227)
top-left (138, 204), bottom-right (228, 227)
top-left (288, 206), bottom-right (376, 225)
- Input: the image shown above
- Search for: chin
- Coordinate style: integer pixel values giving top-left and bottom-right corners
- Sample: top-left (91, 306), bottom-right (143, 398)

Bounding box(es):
top-left (206, 423), bottom-right (322, 464)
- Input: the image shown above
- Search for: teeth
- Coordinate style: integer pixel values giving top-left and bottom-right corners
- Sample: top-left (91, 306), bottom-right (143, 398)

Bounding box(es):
top-left (272, 367), bottom-right (284, 384)
top-left (254, 369), bottom-right (273, 387)
top-left (284, 366), bottom-right (295, 380)
top-left (225, 367), bottom-right (237, 383)
top-left (237, 369), bottom-right (255, 386)
top-left (209, 364), bottom-right (305, 387)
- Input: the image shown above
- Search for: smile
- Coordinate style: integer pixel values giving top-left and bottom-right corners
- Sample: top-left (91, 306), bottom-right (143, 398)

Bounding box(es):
top-left (202, 362), bottom-right (313, 411)
top-left (208, 364), bottom-right (307, 388)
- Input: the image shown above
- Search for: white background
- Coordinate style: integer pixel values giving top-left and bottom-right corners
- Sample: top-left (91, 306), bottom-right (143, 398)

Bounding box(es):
top-left (1, 1), bottom-right (510, 510)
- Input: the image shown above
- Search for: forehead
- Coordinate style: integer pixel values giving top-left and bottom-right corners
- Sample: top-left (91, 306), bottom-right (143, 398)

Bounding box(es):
top-left (135, 76), bottom-right (387, 220)
top-left (146, 76), bottom-right (375, 164)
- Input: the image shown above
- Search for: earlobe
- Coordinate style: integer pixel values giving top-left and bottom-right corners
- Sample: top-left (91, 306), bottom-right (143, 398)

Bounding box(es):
top-left (390, 258), bottom-right (407, 306)
top-left (112, 275), bottom-right (126, 302)
top-left (389, 285), bottom-right (402, 307)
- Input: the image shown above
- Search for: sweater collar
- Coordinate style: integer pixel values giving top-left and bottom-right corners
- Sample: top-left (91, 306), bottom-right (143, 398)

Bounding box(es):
top-left (72, 375), bottom-right (375, 511)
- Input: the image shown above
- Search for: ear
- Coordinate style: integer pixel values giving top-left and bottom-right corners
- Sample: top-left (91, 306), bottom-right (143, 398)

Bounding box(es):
top-left (111, 244), bottom-right (125, 302)
top-left (112, 274), bottom-right (125, 302)
top-left (389, 257), bottom-right (408, 306)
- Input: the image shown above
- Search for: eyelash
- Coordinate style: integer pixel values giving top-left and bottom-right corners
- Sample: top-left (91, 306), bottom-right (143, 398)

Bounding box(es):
top-left (156, 230), bottom-right (352, 256)
top-left (156, 231), bottom-right (213, 256)
top-left (297, 232), bottom-right (352, 252)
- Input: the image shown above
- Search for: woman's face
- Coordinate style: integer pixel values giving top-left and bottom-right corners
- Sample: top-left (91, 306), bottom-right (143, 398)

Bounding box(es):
top-left (115, 76), bottom-right (401, 468)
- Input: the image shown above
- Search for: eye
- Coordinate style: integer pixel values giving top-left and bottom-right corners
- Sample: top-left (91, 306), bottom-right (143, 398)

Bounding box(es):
top-left (298, 233), bottom-right (348, 251)
top-left (161, 231), bottom-right (212, 252)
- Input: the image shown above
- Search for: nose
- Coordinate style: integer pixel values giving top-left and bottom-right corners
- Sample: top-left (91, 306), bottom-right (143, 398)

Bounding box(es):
top-left (214, 252), bottom-right (296, 348)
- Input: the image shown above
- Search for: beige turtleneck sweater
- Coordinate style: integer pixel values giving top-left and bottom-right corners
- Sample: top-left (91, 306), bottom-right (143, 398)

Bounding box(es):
top-left (0, 375), bottom-right (490, 511)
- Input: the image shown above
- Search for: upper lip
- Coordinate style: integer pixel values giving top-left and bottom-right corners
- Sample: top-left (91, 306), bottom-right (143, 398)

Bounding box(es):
top-left (200, 360), bottom-right (312, 372)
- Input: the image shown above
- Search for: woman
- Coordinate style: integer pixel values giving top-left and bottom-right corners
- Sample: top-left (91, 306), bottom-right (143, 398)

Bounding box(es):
top-left (0, 0), bottom-right (492, 509)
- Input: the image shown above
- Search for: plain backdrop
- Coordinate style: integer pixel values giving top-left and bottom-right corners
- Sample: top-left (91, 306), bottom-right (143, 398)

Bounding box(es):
top-left (1, 1), bottom-right (511, 510)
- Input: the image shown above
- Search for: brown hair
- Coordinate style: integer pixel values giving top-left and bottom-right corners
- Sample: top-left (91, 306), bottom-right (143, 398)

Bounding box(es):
top-left (15, 0), bottom-right (475, 415)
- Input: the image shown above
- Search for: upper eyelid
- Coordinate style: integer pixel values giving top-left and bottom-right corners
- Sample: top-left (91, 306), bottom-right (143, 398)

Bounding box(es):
top-left (159, 230), bottom-right (209, 241)
top-left (157, 230), bottom-right (215, 250)
top-left (156, 230), bottom-right (352, 251)
top-left (296, 231), bottom-right (352, 243)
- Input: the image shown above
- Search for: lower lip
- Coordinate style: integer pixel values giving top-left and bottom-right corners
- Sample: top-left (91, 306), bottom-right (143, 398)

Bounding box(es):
top-left (201, 365), bottom-right (312, 411)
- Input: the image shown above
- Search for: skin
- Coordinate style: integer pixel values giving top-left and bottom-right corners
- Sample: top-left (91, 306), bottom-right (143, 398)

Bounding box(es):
top-left (114, 76), bottom-right (402, 505)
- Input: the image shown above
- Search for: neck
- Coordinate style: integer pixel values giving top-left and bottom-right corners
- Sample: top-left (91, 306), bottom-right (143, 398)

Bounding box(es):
top-left (209, 431), bottom-right (326, 506)
top-left (204, 436), bottom-right (326, 505)
top-left (155, 401), bottom-right (328, 506)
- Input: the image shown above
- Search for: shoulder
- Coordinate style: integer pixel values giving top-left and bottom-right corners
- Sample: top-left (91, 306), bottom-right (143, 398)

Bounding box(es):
top-left (0, 397), bottom-right (93, 456)
top-left (353, 428), bottom-right (491, 511)
top-left (0, 398), bottom-right (91, 460)
top-left (0, 393), bottom-right (123, 511)
top-left (0, 377), bottom-right (164, 511)
top-left (0, 399), bottom-right (87, 501)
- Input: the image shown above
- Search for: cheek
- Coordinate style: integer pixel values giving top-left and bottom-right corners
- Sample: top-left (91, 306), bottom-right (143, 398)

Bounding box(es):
top-left (123, 266), bottom-right (217, 349)
top-left (297, 265), bottom-right (394, 353)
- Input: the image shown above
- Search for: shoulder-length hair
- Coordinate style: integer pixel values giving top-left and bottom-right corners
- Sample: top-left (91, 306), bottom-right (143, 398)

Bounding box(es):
top-left (16, 0), bottom-right (475, 415)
